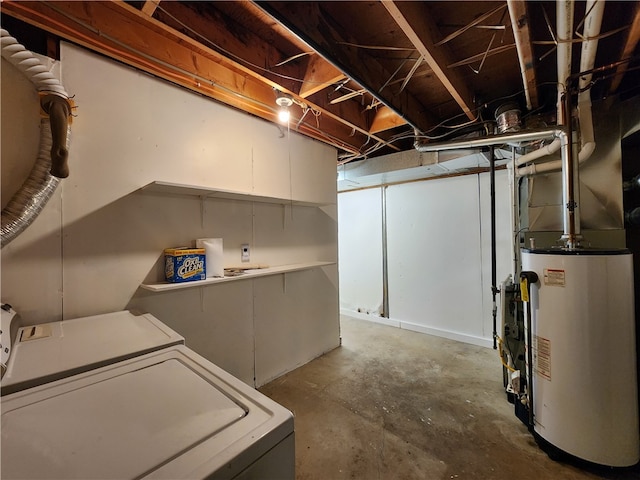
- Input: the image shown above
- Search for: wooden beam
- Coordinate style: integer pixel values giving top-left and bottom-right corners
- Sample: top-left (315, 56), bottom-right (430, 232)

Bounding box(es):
top-left (1, 0), bottom-right (398, 154)
top-left (507, 0), bottom-right (539, 110)
top-left (141, 0), bottom-right (160, 17)
top-left (153, 1), bottom-right (304, 94)
top-left (1, 2), bottom-right (276, 120)
top-left (240, 1), bottom-right (317, 55)
top-left (256, 1), bottom-right (437, 133)
top-left (382, 1), bottom-right (476, 121)
top-left (298, 54), bottom-right (346, 98)
top-left (118, 0), bottom-right (397, 151)
top-left (369, 106), bottom-right (407, 135)
top-left (609, 2), bottom-right (640, 94)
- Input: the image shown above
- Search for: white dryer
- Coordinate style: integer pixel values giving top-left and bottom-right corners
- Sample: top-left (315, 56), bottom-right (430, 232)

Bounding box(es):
top-left (0, 310), bottom-right (295, 479)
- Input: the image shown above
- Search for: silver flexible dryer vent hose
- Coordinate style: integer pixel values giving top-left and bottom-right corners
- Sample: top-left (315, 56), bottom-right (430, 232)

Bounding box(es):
top-left (1, 29), bottom-right (72, 248)
top-left (1, 123), bottom-right (71, 247)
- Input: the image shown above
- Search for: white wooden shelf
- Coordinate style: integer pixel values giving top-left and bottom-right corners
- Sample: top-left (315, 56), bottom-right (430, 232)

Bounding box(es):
top-left (140, 261), bottom-right (335, 292)
top-left (139, 181), bottom-right (331, 207)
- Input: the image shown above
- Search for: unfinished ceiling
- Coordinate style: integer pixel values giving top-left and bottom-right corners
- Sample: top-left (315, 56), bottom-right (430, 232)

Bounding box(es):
top-left (2, 1), bottom-right (640, 164)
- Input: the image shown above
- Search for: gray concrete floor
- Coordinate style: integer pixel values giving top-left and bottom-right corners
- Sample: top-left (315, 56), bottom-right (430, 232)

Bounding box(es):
top-left (259, 315), bottom-right (640, 480)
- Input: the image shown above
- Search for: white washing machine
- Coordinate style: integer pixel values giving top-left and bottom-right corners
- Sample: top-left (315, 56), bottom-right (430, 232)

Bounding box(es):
top-left (0, 309), bottom-right (295, 479)
top-left (1, 309), bottom-right (185, 395)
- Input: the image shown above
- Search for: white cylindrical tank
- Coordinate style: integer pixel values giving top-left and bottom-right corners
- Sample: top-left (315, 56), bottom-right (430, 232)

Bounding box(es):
top-left (522, 248), bottom-right (639, 467)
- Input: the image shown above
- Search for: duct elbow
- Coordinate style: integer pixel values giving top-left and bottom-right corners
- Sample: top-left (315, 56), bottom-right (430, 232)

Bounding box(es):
top-left (578, 141), bottom-right (595, 165)
top-left (542, 138), bottom-right (562, 156)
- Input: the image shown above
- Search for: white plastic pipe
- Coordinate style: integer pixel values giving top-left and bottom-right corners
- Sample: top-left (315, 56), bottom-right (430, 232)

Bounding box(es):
top-left (513, 1), bottom-right (575, 173)
top-left (517, 0), bottom-right (603, 177)
top-left (557, 0), bottom-right (574, 125)
top-left (576, 0), bottom-right (604, 158)
top-left (515, 137), bottom-right (561, 168)
top-left (517, 139), bottom-right (595, 174)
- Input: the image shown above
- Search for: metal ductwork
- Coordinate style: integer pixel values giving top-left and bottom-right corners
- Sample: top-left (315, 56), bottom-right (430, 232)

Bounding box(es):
top-left (1, 29), bottom-right (72, 248)
top-left (413, 0), bottom-right (607, 250)
top-left (413, 128), bottom-right (578, 248)
top-left (495, 103), bottom-right (522, 134)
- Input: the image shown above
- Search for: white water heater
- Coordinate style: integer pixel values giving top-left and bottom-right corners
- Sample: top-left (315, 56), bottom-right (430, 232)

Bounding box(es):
top-left (522, 248), bottom-right (639, 467)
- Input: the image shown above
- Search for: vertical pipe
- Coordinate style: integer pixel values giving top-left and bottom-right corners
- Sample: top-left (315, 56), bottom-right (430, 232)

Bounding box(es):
top-left (576, 0), bottom-right (603, 161)
top-left (381, 186), bottom-right (390, 318)
top-left (512, 147), bottom-right (520, 278)
top-left (561, 90), bottom-right (578, 248)
top-left (557, 0), bottom-right (579, 249)
top-left (525, 287), bottom-right (535, 430)
top-left (557, 0), bottom-right (575, 124)
top-left (490, 146), bottom-right (498, 349)
top-left (519, 269), bottom-right (538, 432)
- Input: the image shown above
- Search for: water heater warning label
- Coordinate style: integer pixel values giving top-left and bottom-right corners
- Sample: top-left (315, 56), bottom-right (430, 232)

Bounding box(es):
top-left (533, 335), bottom-right (551, 380)
top-left (543, 268), bottom-right (565, 286)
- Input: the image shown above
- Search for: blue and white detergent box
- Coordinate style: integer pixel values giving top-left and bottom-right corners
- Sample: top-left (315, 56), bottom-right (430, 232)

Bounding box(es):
top-left (164, 247), bottom-right (206, 283)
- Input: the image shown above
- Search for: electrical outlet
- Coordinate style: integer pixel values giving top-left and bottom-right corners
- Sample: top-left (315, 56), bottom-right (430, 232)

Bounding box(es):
top-left (241, 243), bottom-right (250, 262)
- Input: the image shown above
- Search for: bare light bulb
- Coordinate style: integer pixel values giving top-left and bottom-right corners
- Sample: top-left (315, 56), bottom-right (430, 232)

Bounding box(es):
top-left (278, 108), bottom-right (290, 123)
top-left (275, 91), bottom-right (293, 124)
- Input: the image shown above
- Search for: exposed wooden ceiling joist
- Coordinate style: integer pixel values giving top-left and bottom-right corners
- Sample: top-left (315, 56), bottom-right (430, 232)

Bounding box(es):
top-left (256, 1), bottom-right (437, 134)
top-left (369, 106), bottom-right (408, 135)
top-left (152, 0), bottom-right (305, 95)
top-left (298, 53), bottom-right (346, 99)
top-left (141, 0), bottom-right (160, 17)
top-left (382, 1), bottom-right (476, 122)
top-left (507, 0), bottom-right (539, 110)
top-left (1, 1), bottom-right (289, 122)
top-left (609, 1), bottom-right (640, 95)
top-left (3, 0), bottom-right (638, 163)
top-left (1, 0), bottom-right (400, 155)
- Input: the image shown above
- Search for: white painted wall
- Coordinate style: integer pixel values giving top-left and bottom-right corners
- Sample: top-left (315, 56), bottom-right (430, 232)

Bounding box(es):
top-left (337, 188), bottom-right (384, 319)
top-left (1, 42), bottom-right (339, 387)
top-left (338, 170), bottom-right (512, 348)
top-left (386, 175), bottom-right (485, 343)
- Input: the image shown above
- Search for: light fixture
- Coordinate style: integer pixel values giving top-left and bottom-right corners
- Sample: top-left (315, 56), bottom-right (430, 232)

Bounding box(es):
top-left (275, 90), bottom-right (293, 124)
top-left (278, 107), bottom-right (290, 123)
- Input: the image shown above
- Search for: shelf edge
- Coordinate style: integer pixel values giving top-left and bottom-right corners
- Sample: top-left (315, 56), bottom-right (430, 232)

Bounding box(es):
top-left (140, 261), bottom-right (336, 293)
top-left (138, 181), bottom-right (334, 207)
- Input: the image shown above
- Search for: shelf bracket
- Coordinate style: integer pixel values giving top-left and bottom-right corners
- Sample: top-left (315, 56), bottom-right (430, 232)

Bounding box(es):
top-left (200, 196), bottom-right (206, 229)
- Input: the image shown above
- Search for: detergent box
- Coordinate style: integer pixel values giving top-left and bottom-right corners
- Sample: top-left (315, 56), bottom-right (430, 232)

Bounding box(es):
top-left (164, 247), bottom-right (206, 283)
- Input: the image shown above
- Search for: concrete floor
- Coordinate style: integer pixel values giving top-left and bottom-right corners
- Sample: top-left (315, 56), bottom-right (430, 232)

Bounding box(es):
top-left (259, 315), bottom-right (640, 480)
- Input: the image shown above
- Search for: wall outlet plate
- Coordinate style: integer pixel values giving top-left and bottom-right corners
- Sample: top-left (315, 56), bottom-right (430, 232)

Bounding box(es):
top-left (241, 243), bottom-right (250, 262)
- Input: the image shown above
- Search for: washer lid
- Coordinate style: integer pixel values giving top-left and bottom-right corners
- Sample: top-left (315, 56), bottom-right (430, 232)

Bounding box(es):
top-left (2, 310), bottom-right (184, 394)
top-left (1, 345), bottom-right (294, 479)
